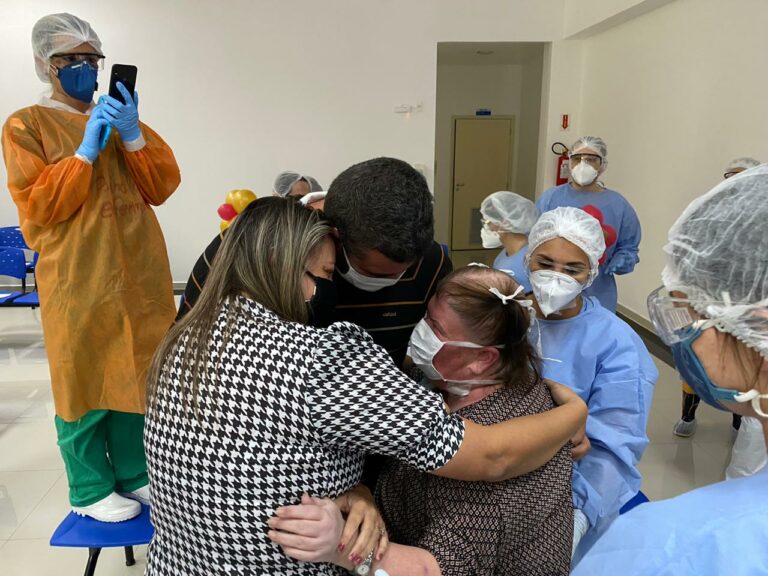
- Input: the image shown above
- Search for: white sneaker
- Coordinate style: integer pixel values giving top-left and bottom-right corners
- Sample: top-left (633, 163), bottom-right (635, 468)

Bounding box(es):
top-left (121, 484), bottom-right (150, 505)
top-left (673, 418), bottom-right (697, 437)
top-left (72, 492), bottom-right (141, 523)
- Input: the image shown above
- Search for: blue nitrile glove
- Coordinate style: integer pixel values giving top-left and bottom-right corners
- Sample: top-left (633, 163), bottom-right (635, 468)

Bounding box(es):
top-left (605, 252), bottom-right (637, 275)
top-left (76, 106), bottom-right (112, 163)
top-left (101, 82), bottom-right (141, 142)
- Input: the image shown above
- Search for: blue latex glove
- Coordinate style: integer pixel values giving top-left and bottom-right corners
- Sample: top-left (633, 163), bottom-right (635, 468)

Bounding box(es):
top-left (605, 252), bottom-right (637, 275)
top-left (101, 83), bottom-right (141, 142)
top-left (76, 106), bottom-right (112, 163)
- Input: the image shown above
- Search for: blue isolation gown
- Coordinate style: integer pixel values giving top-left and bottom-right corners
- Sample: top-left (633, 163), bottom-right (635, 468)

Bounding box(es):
top-left (492, 244), bottom-right (531, 293)
top-left (530, 296), bottom-right (658, 555)
top-left (571, 464), bottom-right (768, 575)
top-left (536, 184), bottom-right (641, 312)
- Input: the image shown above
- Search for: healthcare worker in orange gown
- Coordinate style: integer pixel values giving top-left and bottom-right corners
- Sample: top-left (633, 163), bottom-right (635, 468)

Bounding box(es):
top-left (1, 13), bottom-right (180, 522)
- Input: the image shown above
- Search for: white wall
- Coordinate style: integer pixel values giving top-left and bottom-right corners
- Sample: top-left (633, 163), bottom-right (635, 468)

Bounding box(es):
top-left (535, 39), bottom-right (585, 196)
top-left (573, 0), bottom-right (768, 318)
top-left (563, 0), bottom-right (674, 38)
top-left (0, 0), bottom-right (565, 283)
top-left (517, 52), bottom-right (544, 200)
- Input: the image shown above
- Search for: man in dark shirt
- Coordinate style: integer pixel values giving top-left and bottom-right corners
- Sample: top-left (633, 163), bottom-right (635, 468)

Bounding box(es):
top-left (178, 158), bottom-right (451, 489)
top-left (178, 157), bottom-right (452, 368)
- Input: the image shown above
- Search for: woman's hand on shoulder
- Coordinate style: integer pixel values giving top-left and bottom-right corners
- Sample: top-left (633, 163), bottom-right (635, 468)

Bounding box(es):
top-left (544, 379), bottom-right (584, 410)
top-left (544, 379), bottom-right (590, 460)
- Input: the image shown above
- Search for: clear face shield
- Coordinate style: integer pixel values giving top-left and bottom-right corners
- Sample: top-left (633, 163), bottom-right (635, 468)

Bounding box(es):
top-left (647, 286), bottom-right (768, 415)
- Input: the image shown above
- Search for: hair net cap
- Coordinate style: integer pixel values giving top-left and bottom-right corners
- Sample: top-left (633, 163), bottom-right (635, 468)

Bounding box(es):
top-left (662, 165), bottom-right (768, 357)
top-left (527, 207), bottom-right (606, 286)
top-left (480, 191), bottom-right (539, 235)
top-left (32, 13), bottom-right (103, 83)
top-left (572, 136), bottom-right (608, 165)
top-left (726, 157), bottom-right (761, 172)
top-left (273, 171), bottom-right (323, 197)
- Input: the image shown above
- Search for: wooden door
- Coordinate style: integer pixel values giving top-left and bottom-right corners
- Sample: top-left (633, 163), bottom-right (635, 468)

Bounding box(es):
top-left (451, 117), bottom-right (515, 261)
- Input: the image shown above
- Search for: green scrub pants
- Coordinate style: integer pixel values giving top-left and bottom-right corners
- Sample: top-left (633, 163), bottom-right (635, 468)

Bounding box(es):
top-left (55, 410), bottom-right (148, 507)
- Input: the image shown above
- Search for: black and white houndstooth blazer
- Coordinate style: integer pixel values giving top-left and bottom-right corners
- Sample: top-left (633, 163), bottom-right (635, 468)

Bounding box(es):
top-left (144, 295), bottom-right (464, 575)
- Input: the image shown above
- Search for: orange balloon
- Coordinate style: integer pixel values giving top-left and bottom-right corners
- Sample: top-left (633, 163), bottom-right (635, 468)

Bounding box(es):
top-left (225, 189), bottom-right (257, 214)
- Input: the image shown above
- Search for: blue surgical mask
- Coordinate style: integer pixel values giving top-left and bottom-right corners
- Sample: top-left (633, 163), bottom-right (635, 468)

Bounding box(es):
top-left (54, 62), bottom-right (98, 103)
top-left (671, 324), bottom-right (750, 410)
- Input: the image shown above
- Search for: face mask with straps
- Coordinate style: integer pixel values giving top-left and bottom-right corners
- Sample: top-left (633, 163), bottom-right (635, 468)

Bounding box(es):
top-left (409, 283), bottom-right (536, 396)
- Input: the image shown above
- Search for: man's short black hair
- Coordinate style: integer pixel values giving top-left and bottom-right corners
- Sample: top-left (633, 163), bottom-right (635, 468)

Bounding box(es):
top-left (324, 157), bottom-right (434, 263)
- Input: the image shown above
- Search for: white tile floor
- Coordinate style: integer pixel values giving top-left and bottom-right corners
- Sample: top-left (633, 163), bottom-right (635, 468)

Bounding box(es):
top-left (0, 306), bottom-right (738, 575)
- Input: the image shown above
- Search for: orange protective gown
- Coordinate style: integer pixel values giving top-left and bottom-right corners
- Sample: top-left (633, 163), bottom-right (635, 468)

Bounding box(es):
top-left (2, 104), bottom-right (180, 421)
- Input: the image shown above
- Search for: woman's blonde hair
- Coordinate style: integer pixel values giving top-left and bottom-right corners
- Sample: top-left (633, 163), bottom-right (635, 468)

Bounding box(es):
top-left (147, 196), bottom-right (332, 411)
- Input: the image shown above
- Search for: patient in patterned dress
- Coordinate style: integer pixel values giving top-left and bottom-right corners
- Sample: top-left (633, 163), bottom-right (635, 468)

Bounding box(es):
top-left (375, 266), bottom-right (573, 576)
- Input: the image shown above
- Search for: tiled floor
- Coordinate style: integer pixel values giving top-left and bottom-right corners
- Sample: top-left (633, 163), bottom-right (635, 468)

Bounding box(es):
top-left (0, 306), bottom-right (737, 575)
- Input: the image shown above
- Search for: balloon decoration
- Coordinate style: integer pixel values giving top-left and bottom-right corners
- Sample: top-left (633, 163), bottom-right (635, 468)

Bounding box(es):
top-left (218, 189), bottom-right (257, 231)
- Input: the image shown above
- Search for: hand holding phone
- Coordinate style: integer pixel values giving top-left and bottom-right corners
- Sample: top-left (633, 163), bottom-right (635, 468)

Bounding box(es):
top-left (101, 64), bottom-right (141, 142)
top-left (108, 64), bottom-right (137, 105)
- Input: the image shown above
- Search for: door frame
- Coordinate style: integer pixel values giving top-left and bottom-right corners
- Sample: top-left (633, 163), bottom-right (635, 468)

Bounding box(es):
top-left (449, 115), bottom-right (516, 254)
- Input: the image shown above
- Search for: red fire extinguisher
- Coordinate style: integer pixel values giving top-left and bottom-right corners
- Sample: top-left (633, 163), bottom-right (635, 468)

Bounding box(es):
top-left (552, 142), bottom-right (570, 186)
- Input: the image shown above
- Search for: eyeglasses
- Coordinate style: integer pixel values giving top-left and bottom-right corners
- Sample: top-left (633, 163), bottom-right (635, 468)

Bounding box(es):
top-left (723, 170), bottom-right (741, 179)
top-left (529, 255), bottom-right (588, 277)
top-left (569, 153), bottom-right (602, 167)
top-left (647, 287), bottom-right (703, 345)
top-left (50, 52), bottom-right (105, 70)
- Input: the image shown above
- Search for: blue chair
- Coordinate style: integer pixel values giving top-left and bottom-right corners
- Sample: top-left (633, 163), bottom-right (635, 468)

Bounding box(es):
top-left (50, 504), bottom-right (154, 576)
top-left (0, 247), bottom-right (27, 305)
top-left (13, 291), bottom-right (40, 307)
top-left (0, 226), bottom-right (37, 290)
top-left (619, 490), bottom-right (649, 515)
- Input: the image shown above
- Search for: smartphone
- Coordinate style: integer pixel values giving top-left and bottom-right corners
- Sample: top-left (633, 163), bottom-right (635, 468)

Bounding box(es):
top-left (108, 64), bottom-right (138, 105)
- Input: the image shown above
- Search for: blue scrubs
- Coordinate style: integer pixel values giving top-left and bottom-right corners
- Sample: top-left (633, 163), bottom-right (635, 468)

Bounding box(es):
top-left (530, 296), bottom-right (658, 553)
top-left (571, 465), bottom-right (768, 575)
top-left (492, 244), bottom-right (531, 293)
top-left (536, 184), bottom-right (641, 312)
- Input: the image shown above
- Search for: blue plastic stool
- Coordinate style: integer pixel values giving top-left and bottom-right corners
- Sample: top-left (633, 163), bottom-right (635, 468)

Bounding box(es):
top-left (50, 504), bottom-right (154, 576)
top-left (619, 490), bottom-right (649, 515)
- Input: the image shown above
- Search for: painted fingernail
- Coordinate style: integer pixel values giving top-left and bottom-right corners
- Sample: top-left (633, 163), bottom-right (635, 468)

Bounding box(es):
top-left (337, 543), bottom-right (345, 552)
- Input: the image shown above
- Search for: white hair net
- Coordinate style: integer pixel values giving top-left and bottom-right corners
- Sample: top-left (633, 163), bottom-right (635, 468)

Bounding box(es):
top-left (572, 136), bottom-right (608, 165)
top-left (273, 171), bottom-right (323, 197)
top-left (527, 207), bottom-right (606, 287)
top-left (480, 191), bottom-right (539, 235)
top-left (662, 165), bottom-right (768, 358)
top-left (726, 157), bottom-right (761, 172)
top-left (32, 13), bottom-right (103, 83)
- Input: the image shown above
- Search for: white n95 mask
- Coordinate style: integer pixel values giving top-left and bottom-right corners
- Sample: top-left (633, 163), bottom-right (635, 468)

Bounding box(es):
top-left (529, 270), bottom-right (583, 317)
top-left (570, 162), bottom-right (599, 186)
top-left (481, 226), bottom-right (503, 249)
top-left (338, 248), bottom-right (405, 292)
top-left (408, 319), bottom-right (501, 396)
